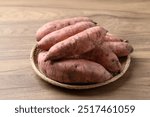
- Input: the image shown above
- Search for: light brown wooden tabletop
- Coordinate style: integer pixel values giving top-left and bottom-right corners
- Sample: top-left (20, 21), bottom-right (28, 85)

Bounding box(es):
top-left (0, 0), bottom-right (150, 99)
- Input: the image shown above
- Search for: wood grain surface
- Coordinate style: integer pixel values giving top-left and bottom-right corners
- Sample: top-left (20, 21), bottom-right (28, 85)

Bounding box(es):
top-left (0, 0), bottom-right (150, 99)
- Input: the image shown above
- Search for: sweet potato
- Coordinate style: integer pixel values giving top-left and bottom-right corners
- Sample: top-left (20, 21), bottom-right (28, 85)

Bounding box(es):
top-left (79, 43), bottom-right (122, 73)
top-left (36, 17), bottom-right (94, 41)
top-left (37, 21), bottom-right (96, 50)
top-left (44, 26), bottom-right (107, 61)
top-left (38, 51), bottom-right (112, 84)
top-left (105, 42), bottom-right (133, 57)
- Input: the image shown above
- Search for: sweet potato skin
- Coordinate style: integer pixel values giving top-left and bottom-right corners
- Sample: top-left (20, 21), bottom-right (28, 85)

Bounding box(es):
top-left (37, 21), bottom-right (96, 50)
top-left (45, 26), bottom-right (107, 61)
top-left (38, 51), bottom-right (112, 84)
top-left (36, 17), bottom-right (93, 41)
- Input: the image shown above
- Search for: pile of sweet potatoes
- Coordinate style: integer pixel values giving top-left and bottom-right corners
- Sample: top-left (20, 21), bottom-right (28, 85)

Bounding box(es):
top-left (36, 17), bottom-right (133, 84)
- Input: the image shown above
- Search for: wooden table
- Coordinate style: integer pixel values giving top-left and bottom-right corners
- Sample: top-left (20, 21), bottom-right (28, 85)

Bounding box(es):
top-left (0, 0), bottom-right (150, 99)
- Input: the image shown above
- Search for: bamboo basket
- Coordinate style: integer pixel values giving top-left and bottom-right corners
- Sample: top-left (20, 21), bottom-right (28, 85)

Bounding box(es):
top-left (30, 44), bottom-right (131, 89)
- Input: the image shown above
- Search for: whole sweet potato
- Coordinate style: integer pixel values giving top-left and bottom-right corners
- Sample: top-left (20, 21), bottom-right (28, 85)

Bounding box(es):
top-left (38, 51), bottom-right (112, 84)
top-left (36, 17), bottom-right (94, 41)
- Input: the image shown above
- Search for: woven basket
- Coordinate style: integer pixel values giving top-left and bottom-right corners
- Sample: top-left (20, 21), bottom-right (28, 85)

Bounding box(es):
top-left (30, 44), bottom-right (131, 89)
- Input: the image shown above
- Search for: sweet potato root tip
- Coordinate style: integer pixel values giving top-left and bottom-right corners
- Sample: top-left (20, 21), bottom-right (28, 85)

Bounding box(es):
top-left (123, 40), bottom-right (129, 43)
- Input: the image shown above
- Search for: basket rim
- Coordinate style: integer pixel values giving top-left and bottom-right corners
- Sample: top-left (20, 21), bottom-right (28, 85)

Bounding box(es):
top-left (30, 44), bottom-right (131, 90)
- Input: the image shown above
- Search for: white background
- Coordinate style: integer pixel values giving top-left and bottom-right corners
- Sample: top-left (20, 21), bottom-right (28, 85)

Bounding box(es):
top-left (0, 100), bottom-right (149, 117)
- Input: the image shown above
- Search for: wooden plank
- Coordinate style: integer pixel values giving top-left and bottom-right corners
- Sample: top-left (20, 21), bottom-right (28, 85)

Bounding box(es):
top-left (0, 0), bottom-right (150, 14)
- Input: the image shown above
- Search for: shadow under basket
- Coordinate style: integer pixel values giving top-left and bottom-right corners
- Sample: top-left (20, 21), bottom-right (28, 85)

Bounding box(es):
top-left (30, 44), bottom-right (131, 90)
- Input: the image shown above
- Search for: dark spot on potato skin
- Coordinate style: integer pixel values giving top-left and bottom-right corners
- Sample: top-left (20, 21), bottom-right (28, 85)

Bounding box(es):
top-left (67, 70), bottom-right (79, 83)
top-left (112, 59), bottom-right (115, 62)
top-left (53, 25), bottom-right (57, 29)
top-left (120, 39), bottom-right (124, 42)
top-left (74, 64), bottom-right (78, 68)
top-left (106, 53), bottom-right (109, 57)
